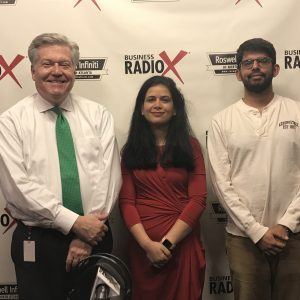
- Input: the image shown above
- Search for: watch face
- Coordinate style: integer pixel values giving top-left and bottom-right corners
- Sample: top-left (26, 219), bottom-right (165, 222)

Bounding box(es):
top-left (162, 239), bottom-right (172, 250)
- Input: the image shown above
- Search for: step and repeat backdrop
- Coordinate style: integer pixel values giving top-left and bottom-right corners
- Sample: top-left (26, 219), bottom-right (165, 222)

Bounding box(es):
top-left (1, 0), bottom-right (299, 299)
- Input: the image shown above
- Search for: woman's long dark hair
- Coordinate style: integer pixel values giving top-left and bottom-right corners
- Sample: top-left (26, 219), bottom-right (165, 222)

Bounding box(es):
top-left (122, 76), bottom-right (195, 170)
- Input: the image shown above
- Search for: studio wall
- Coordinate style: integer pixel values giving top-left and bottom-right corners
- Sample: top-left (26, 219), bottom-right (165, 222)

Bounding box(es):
top-left (1, 0), bottom-right (299, 298)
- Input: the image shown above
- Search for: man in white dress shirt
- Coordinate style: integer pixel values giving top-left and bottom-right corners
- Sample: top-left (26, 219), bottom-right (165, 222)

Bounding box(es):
top-left (208, 38), bottom-right (300, 300)
top-left (0, 33), bottom-right (122, 300)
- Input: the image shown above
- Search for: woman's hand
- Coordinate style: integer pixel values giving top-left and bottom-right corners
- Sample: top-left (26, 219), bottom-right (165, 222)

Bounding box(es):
top-left (127, 223), bottom-right (172, 267)
top-left (144, 240), bottom-right (172, 266)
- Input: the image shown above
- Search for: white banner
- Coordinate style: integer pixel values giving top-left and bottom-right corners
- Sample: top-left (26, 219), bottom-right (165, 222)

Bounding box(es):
top-left (1, 0), bottom-right (300, 298)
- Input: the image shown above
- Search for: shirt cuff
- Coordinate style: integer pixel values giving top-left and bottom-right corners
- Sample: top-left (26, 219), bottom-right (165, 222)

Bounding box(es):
top-left (278, 216), bottom-right (296, 233)
top-left (52, 206), bottom-right (79, 235)
top-left (246, 222), bottom-right (269, 243)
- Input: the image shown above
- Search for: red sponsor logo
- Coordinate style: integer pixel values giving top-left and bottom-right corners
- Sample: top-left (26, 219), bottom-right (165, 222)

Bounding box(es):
top-left (235, 0), bottom-right (262, 7)
top-left (0, 54), bottom-right (25, 88)
top-left (159, 50), bottom-right (188, 84)
top-left (74, 0), bottom-right (101, 11)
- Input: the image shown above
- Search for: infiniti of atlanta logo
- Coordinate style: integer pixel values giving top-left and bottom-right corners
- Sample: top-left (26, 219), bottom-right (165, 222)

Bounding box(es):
top-left (75, 58), bottom-right (108, 80)
top-left (0, 0), bottom-right (17, 5)
top-left (207, 52), bottom-right (237, 75)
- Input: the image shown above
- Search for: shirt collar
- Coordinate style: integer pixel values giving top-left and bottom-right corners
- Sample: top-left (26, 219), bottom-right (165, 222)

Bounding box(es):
top-left (35, 93), bottom-right (73, 113)
top-left (238, 94), bottom-right (278, 113)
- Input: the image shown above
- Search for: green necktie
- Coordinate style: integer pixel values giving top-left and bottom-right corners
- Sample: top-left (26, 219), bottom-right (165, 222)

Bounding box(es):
top-left (52, 106), bottom-right (84, 215)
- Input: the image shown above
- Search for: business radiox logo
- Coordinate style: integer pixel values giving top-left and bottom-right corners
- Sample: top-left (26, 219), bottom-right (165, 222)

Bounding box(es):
top-left (124, 50), bottom-right (188, 84)
top-left (0, 54), bottom-right (25, 88)
top-left (0, 0), bottom-right (17, 5)
top-left (284, 50), bottom-right (300, 70)
top-left (75, 57), bottom-right (108, 80)
top-left (209, 275), bottom-right (233, 295)
top-left (207, 52), bottom-right (237, 75)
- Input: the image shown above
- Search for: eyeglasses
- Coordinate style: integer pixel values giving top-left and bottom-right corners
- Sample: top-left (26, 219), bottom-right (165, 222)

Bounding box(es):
top-left (240, 57), bottom-right (272, 69)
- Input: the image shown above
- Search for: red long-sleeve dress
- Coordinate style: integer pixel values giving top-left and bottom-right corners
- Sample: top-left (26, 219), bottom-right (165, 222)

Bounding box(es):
top-left (119, 138), bottom-right (206, 300)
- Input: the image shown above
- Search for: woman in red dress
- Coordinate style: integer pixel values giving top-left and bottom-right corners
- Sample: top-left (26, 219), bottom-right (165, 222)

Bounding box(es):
top-left (119, 76), bottom-right (206, 300)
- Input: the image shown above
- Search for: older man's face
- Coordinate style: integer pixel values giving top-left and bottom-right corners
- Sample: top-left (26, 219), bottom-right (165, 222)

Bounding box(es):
top-left (31, 45), bottom-right (76, 105)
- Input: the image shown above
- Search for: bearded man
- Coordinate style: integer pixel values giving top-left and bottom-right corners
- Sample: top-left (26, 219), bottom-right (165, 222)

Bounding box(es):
top-left (208, 38), bottom-right (300, 300)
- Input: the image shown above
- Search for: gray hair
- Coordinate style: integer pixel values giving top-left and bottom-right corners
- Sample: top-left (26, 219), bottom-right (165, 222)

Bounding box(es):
top-left (28, 33), bottom-right (80, 66)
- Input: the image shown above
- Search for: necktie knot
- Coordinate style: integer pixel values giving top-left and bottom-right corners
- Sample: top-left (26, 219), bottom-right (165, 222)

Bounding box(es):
top-left (51, 106), bottom-right (62, 116)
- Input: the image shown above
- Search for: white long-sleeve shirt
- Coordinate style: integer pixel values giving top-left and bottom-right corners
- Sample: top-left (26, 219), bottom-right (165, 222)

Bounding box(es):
top-left (0, 93), bottom-right (122, 235)
top-left (208, 95), bottom-right (300, 243)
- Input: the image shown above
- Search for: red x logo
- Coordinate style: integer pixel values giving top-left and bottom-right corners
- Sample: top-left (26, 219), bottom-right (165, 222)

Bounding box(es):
top-left (235, 0), bottom-right (262, 7)
top-left (0, 55), bottom-right (25, 88)
top-left (74, 0), bottom-right (101, 11)
top-left (159, 50), bottom-right (188, 84)
top-left (2, 208), bottom-right (17, 235)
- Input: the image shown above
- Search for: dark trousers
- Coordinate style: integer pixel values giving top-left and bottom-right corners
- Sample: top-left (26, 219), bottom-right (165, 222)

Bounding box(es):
top-left (226, 232), bottom-right (300, 300)
top-left (11, 221), bottom-right (113, 300)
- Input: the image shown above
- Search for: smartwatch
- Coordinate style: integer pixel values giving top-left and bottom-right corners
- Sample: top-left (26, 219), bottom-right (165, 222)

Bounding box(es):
top-left (162, 238), bottom-right (174, 251)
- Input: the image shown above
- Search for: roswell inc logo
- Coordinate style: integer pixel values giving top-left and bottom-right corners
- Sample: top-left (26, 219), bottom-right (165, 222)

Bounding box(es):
top-left (235, 0), bottom-right (262, 7)
top-left (124, 51), bottom-right (188, 84)
top-left (75, 58), bottom-right (108, 80)
top-left (74, 0), bottom-right (101, 11)
top-left (207, 52), bottom-right (237, 75)
top-left (0, 0), bottom-right (17, 5)
top-left (0, 54), bottom-right (25, 88)
top-left (284, 50), bottom-right (300, 69)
